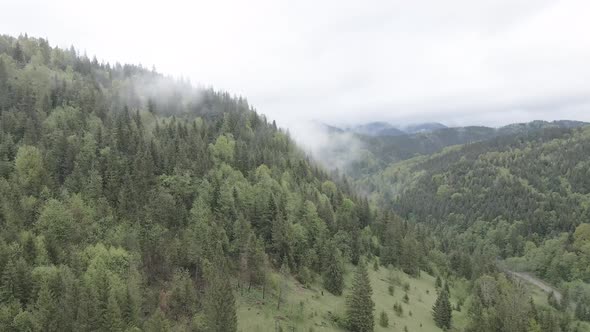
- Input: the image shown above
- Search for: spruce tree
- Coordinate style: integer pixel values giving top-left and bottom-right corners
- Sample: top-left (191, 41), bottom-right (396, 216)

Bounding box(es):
top-left (379, 310), bottom-right (389, 327)
top-left (35, 281), bottom-right (57, 332)
top-left (527, 318), bottom-right (542, 332)
top-left (12, 310), bottom-right (38, 332)
top-left (435, 275), bottom-right (442, 289)
top-left (324, 244), bottom-right (344, 295)
top-left (346, 261), bottom-right (374, 332)
top-left (433, 289), bottom-right (452, 330)
top-left (576, 300), bottom-right (589, 322)
top-left (247, 236), bottom-right (267, 290)
top-left (144, 309), bottom-right (170, 332)
top-left (105, 292), bottom-right (124, 332)
top-left (205, 259), bottom-right (237, 332)
top-left (75, 285), bottom-right (93, 331)
top-left (122, 285), bottom-right (140, 328)
top-left (169, 269), bottom-right (196, 319)
top-left (0, 259), bottom-right (20, 303)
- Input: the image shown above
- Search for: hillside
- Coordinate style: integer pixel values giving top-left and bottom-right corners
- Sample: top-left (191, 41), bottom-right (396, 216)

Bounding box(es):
top-left (357, 124), bottom-right (590, 326)
top-left (1, 34), bottom-right (588, 332)
top-left (0, 34), bottom-right (389, 331)
top-left (390, 126), bottom-right (590, 241)
top-left (320, 121), bottom-right (587, 178)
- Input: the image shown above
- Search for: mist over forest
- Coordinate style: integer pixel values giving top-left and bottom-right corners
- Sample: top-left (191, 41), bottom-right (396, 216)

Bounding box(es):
top-left (2, 1), bottom-right (590, 331)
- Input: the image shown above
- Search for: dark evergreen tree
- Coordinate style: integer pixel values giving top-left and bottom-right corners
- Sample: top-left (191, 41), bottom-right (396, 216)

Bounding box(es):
top-left (433, 290), bottom-right (452, 330)
top-left (144, 309), bottom-right (170, 332)
top-left (435, 275), bottom-right (442, 289)
top-left (168, 268), bottom-right (197, 319)
top-left (204, 259), bottom-right (237, 332)
top-left (122, 284), bottom-right (140, 328)
top-left (0, 259), bottom-right (20, 303)
top-left (576, 299), bottom-right (590, 322)
top-left (247, 236), bottom-right (267, 290)
top-left (323, 243), bottom-right (345, 295)
top-left (35, 281), bottom-right (57, 332)
top-left (105, 292), bottom-right (124, 332)
top-left (346, 261), bottom-right (374, 332)
top-left (379, 310), bottom-right (389, 328)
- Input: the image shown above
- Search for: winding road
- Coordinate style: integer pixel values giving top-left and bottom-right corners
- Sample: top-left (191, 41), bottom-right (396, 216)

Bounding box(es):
top-left (505, 270), bottom-right (562, 302)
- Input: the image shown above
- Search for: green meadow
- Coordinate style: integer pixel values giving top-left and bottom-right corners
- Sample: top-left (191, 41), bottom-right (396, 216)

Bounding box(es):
top-left (237, 264), bottom-right (469, 332)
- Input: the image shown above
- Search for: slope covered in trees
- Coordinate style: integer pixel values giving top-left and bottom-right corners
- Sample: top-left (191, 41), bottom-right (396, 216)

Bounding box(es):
top-left (358, 124), bottom-right (590, 328)
top-left (390, 126), bottom-right (590, 257)
top-left (319, 120), bottom-right (587, 179)
top-left (0, 34), bottom-right (398, 331)
top-left (1, 34), bottom-right (588, 332)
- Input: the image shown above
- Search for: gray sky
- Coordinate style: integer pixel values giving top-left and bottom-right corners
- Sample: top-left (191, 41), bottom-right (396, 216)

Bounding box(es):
top-left (3, 0), bottom-right (590, 127)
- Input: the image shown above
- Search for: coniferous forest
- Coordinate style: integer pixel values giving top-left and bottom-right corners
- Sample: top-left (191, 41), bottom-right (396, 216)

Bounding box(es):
top-left (0, 34), bottom-right (383, 331)
top-left (1, 34), bottom-right (590, 332)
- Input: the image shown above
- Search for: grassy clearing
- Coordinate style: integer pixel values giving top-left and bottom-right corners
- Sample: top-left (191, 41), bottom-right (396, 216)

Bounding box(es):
top-left (236, 265), bottom-right (468, 332)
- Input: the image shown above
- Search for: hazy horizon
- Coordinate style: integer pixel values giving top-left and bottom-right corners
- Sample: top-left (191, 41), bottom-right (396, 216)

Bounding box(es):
top-left (3, 0), bottom-right (590, 129)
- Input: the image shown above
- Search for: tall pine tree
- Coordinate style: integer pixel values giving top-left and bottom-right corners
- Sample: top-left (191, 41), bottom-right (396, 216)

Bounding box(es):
top-left (204, 258), bottom-right (237, 332)
top-left (35, 280), bottom-right (57, 332)
top-left (346, 261), bottom-right (374, 332)
top-left (105, 291), bottom-right (124, 332)
top-left (324, 242), bottom-right (344, 295)
top-left (433, 289), bottom-right (452, 330)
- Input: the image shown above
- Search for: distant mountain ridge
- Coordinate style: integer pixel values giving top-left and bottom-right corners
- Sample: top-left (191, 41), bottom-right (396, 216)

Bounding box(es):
top-left (316, 119), bottom-right (589, 178)
top-left (403, 122), bottom-right (448, 134)
top-left (329, 120), bottom-right (587, 138)
top-left (339, 121), bottom-right (447, 136)
top-left (346, 122), bottom-right (407, 136)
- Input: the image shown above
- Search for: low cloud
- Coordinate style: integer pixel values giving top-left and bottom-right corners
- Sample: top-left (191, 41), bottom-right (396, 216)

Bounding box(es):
top-left (2, 0), bottom-right (589, 131)
top-left (286, 120), bottom-right (366, 171)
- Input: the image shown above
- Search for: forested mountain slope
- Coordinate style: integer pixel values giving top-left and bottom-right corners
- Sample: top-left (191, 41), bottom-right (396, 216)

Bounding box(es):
top-left (394, 126), bottom-right (590, 238)
top-left (358, 124), bottom-right (590, 324)
top-left (0, 34), bottom-right (399, 331)
top-left (2, 34), bottom-right (588, 332)
top-left (322, 120), bottom-right (587, 178)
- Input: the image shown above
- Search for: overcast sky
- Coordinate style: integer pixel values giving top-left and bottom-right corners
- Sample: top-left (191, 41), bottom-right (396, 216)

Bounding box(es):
top-left (2, 0), bottom-right (590, 127)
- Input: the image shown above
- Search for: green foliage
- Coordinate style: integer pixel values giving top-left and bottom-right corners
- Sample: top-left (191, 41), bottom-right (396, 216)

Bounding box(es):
top-left (388, 285), bottom-right (394, 296)
top-left (0, 34), bottom-right (383, 330)
top-left (168, 269), bottom-right (197, 319)
top-left (466, 274), bottom-right (536, 332)
top-left (12, 309), bottom-right (39, 331)
top-left (432, 289), bottom-right (452, 330)
top-left (435, 276), bottom-right (442, 289)
top-left (403, 292), bottom-right (409, 304)
top-left (3, 33), bottom-right (583, 332)
top-left (343, 115), bottom-right (590, 331)
top-left (210, 134), bottom-right (235, 164)
top-left (346, 262), bottom-right (374, 332)
top-left (574, 223), bottom-right (590, 251)
top-left (14, 145), bottom-right (45, 195)
top-left (575, 297), bottom-right (590, 322)
top-left (393, 302), bottom-right (403, 317)
top-left (144, 309), bottom-right (170, 332)
top-left (379, 310), bottom-right (389, 327)
top-left (34, 281), bottom-right (57, 332)
top-left (323, 242), bottom-right (345, 296)
top-left (204, 260), bottom-right (237, 332)
top-left (104, 291), bottom-right (124, 332)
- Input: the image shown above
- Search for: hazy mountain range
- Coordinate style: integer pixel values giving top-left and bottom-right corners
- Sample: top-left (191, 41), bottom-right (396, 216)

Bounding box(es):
top-left (328, 120), bottom-right (587, 138)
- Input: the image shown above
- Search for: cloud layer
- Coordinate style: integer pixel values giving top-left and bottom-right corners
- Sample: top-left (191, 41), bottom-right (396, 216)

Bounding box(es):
top-left (3, 0), bottom-right (590, 128)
